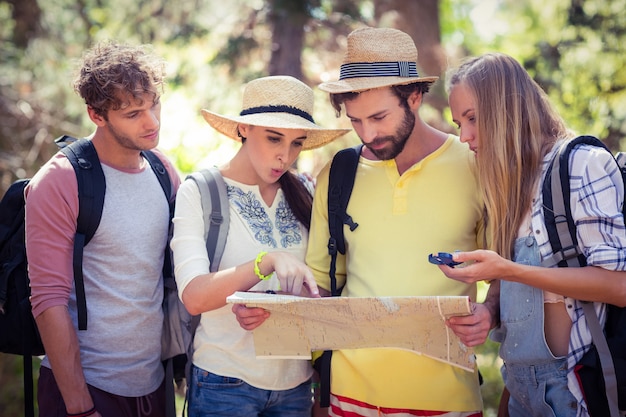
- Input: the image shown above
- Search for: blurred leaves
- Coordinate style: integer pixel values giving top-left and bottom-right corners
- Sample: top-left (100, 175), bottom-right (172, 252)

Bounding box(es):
top-left (1, 1), bottom-right (626, 416)
top-left (464, 0), bottom-right (626, 151)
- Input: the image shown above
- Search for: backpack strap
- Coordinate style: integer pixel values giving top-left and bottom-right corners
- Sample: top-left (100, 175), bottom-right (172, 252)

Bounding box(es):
top-left (581, 302), bottom-right (620, 417)
top-left (183, 167), bottom-right (230, 387)
top-left (140, 149), bottom-right (178, 417)
top-left (541, 135), bottom-right (623, 417)
top-left (59, 137), bottom-right (106, 331)
top-left (316, 145), bottom-right (362, 408)
top-left (141, 148), bottom-right (175, 297)
top-left (327, 145), bottom-right (362, 296)
top-left (541, 135), bottom-right (610, 268)
top-left (187, 167), bottom-right (230, 271)
top-left (142, 149), bottom-right (173, 203)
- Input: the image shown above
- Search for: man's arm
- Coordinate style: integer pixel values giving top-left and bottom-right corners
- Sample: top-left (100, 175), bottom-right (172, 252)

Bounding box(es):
top-left (35, 306), bottom-right (95, 413)
top-left (482, 279), bottom-right (500, 328)
top-left (446, 280), bottom-right (500, 347)
top-left (26, 156), bottom-right (98, 414)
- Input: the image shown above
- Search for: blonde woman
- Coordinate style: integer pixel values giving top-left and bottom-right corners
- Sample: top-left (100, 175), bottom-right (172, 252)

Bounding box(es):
top-left (170, 75), bottom-right (348, 417)
top-left (444, 53), bottom-right (626, 417)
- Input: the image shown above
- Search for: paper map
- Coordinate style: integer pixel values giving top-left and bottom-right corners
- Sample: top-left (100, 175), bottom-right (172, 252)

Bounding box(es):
top-left (226, 292), bottom-right (475, 371)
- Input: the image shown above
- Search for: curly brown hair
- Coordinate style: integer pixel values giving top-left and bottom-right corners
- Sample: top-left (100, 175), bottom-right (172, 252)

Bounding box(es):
top-left (73, 40), bottom-right (167, 120)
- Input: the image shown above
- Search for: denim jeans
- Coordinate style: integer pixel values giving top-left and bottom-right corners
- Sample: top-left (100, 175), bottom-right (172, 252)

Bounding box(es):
top-left (503, 360), bottom-right (576, 417)
top-left (188, 365), bottom-right (312, 417)
top-left (493, 236), bottom-right (577, 417)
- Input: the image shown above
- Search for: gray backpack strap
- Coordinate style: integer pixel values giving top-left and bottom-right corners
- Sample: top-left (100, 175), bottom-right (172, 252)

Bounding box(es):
top-left (540, 140), bottom-right (585, 268)
top-left (541, 136), bottom-right (621, 417)
top-left (187, 167), bottom-right (230, 272)
top-left (182, 167), bottom-right (230, 395)
top-left (582, 302), bottom-right (620, 417)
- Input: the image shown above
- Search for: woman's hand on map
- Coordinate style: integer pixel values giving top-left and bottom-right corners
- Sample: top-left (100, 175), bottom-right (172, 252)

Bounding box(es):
top-left (232, 304), bottom-right (269, 331)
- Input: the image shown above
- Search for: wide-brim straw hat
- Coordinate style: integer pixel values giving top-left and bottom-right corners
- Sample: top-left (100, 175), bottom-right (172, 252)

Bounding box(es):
top-left (319, 27), bottom-right (439, 94)
top-left (201, 76), bottom-right (350, 150)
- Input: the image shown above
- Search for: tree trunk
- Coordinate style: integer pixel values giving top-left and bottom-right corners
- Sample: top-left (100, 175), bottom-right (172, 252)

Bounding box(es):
top-left (267, 0), bottom-right (309, 80)
top-left (6, 0), bottom-right (42, 48)
top-left (374, 0), bottom-right (449, 122)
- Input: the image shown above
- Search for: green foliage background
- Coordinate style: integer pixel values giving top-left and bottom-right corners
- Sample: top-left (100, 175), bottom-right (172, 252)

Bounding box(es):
top-left (1, 0), bottom-right (625, 416)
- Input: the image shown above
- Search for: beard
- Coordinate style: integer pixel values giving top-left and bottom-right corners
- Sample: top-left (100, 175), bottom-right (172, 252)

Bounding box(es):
top-left (365, 107), bottom-right (416, 160)
top-left (107, 122), bottom-right (157, 151)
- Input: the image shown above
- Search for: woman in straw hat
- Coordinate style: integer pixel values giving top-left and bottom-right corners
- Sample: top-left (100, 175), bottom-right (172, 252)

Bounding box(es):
top-left (170, 75), bottom-right (349, 416)
top-left (444, 53), bottom-right (626, 417)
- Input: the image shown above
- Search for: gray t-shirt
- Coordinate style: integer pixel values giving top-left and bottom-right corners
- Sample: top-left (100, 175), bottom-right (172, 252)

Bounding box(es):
top-left (41, 160), bottom-right (169, 396)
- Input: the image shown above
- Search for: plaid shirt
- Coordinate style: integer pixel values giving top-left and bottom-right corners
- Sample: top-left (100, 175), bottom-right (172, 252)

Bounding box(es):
top-left (529, 140), bottom-right (626, 416)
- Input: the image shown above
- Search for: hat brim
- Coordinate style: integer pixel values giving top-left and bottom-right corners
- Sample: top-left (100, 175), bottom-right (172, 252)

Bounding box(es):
top-left (201, 109), bottom-right (351, 151)
top-left (319, 75), bottom-right (439, 94)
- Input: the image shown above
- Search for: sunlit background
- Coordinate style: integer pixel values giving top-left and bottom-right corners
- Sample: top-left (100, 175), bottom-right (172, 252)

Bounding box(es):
top-left (1, 0), bottom-right (625, 415)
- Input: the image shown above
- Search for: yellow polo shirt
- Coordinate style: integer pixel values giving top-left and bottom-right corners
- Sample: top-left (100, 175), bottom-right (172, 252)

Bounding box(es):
top-left (306, 135), bottom-right (484, 411)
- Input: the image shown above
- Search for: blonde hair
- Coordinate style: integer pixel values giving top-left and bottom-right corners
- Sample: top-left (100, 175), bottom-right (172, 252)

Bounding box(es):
top-left (448, 53), bottom-right (573, 258)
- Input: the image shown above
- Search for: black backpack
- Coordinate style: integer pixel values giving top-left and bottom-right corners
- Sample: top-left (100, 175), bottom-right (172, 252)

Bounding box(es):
top-left (542, 135), bottom-right (626, 417)
top-left (0, 136), bottom-right (173, 417)
top-left (314, 144), bottom-right (362, 407)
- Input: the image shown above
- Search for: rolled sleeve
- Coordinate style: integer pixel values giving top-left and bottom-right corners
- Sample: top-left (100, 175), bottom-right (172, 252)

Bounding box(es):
top-left (25, 154), bottom-right (78, 318)
top-left (571, 145), bottom-right (626, 270)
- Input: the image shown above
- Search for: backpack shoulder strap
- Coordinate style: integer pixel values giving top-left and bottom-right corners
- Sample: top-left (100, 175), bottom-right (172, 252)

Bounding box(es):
top-left (541, 135), bottom-right (610, 268)
top-left (327, 144), bottom-right (362, 296)
top-left (581, 302), bottom-right (621, 417)
top-left (615, 152), bottom-right (626, 220)
top-left (186, 167), bottom-right (229, 271)
top-left (182, 168), bottom-right (229, 387)
top-left (142, 148), bottom-right (176, 291)
top-left (142, 149), bottom-right (173, 203)
top-left (317, 145), bottom-right (362, 409)
top-left (59, 136), bottom-right (106, 246)
top-left (542, 135), bottom-right (623, 417)
top-left (59, 136), bottom-right (105, 331)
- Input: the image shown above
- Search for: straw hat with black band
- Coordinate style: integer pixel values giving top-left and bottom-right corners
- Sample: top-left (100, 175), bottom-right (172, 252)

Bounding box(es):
top-left (318, 26), bottom-right (439, 94)
top-left (201, 75), bottom-right (350, 151)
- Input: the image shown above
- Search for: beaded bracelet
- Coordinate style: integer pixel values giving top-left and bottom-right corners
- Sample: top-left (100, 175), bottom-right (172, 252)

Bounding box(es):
top-left (67, 406), bottom-right (96, 417)
top-left (254, 251), bottom-right (272, 280)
